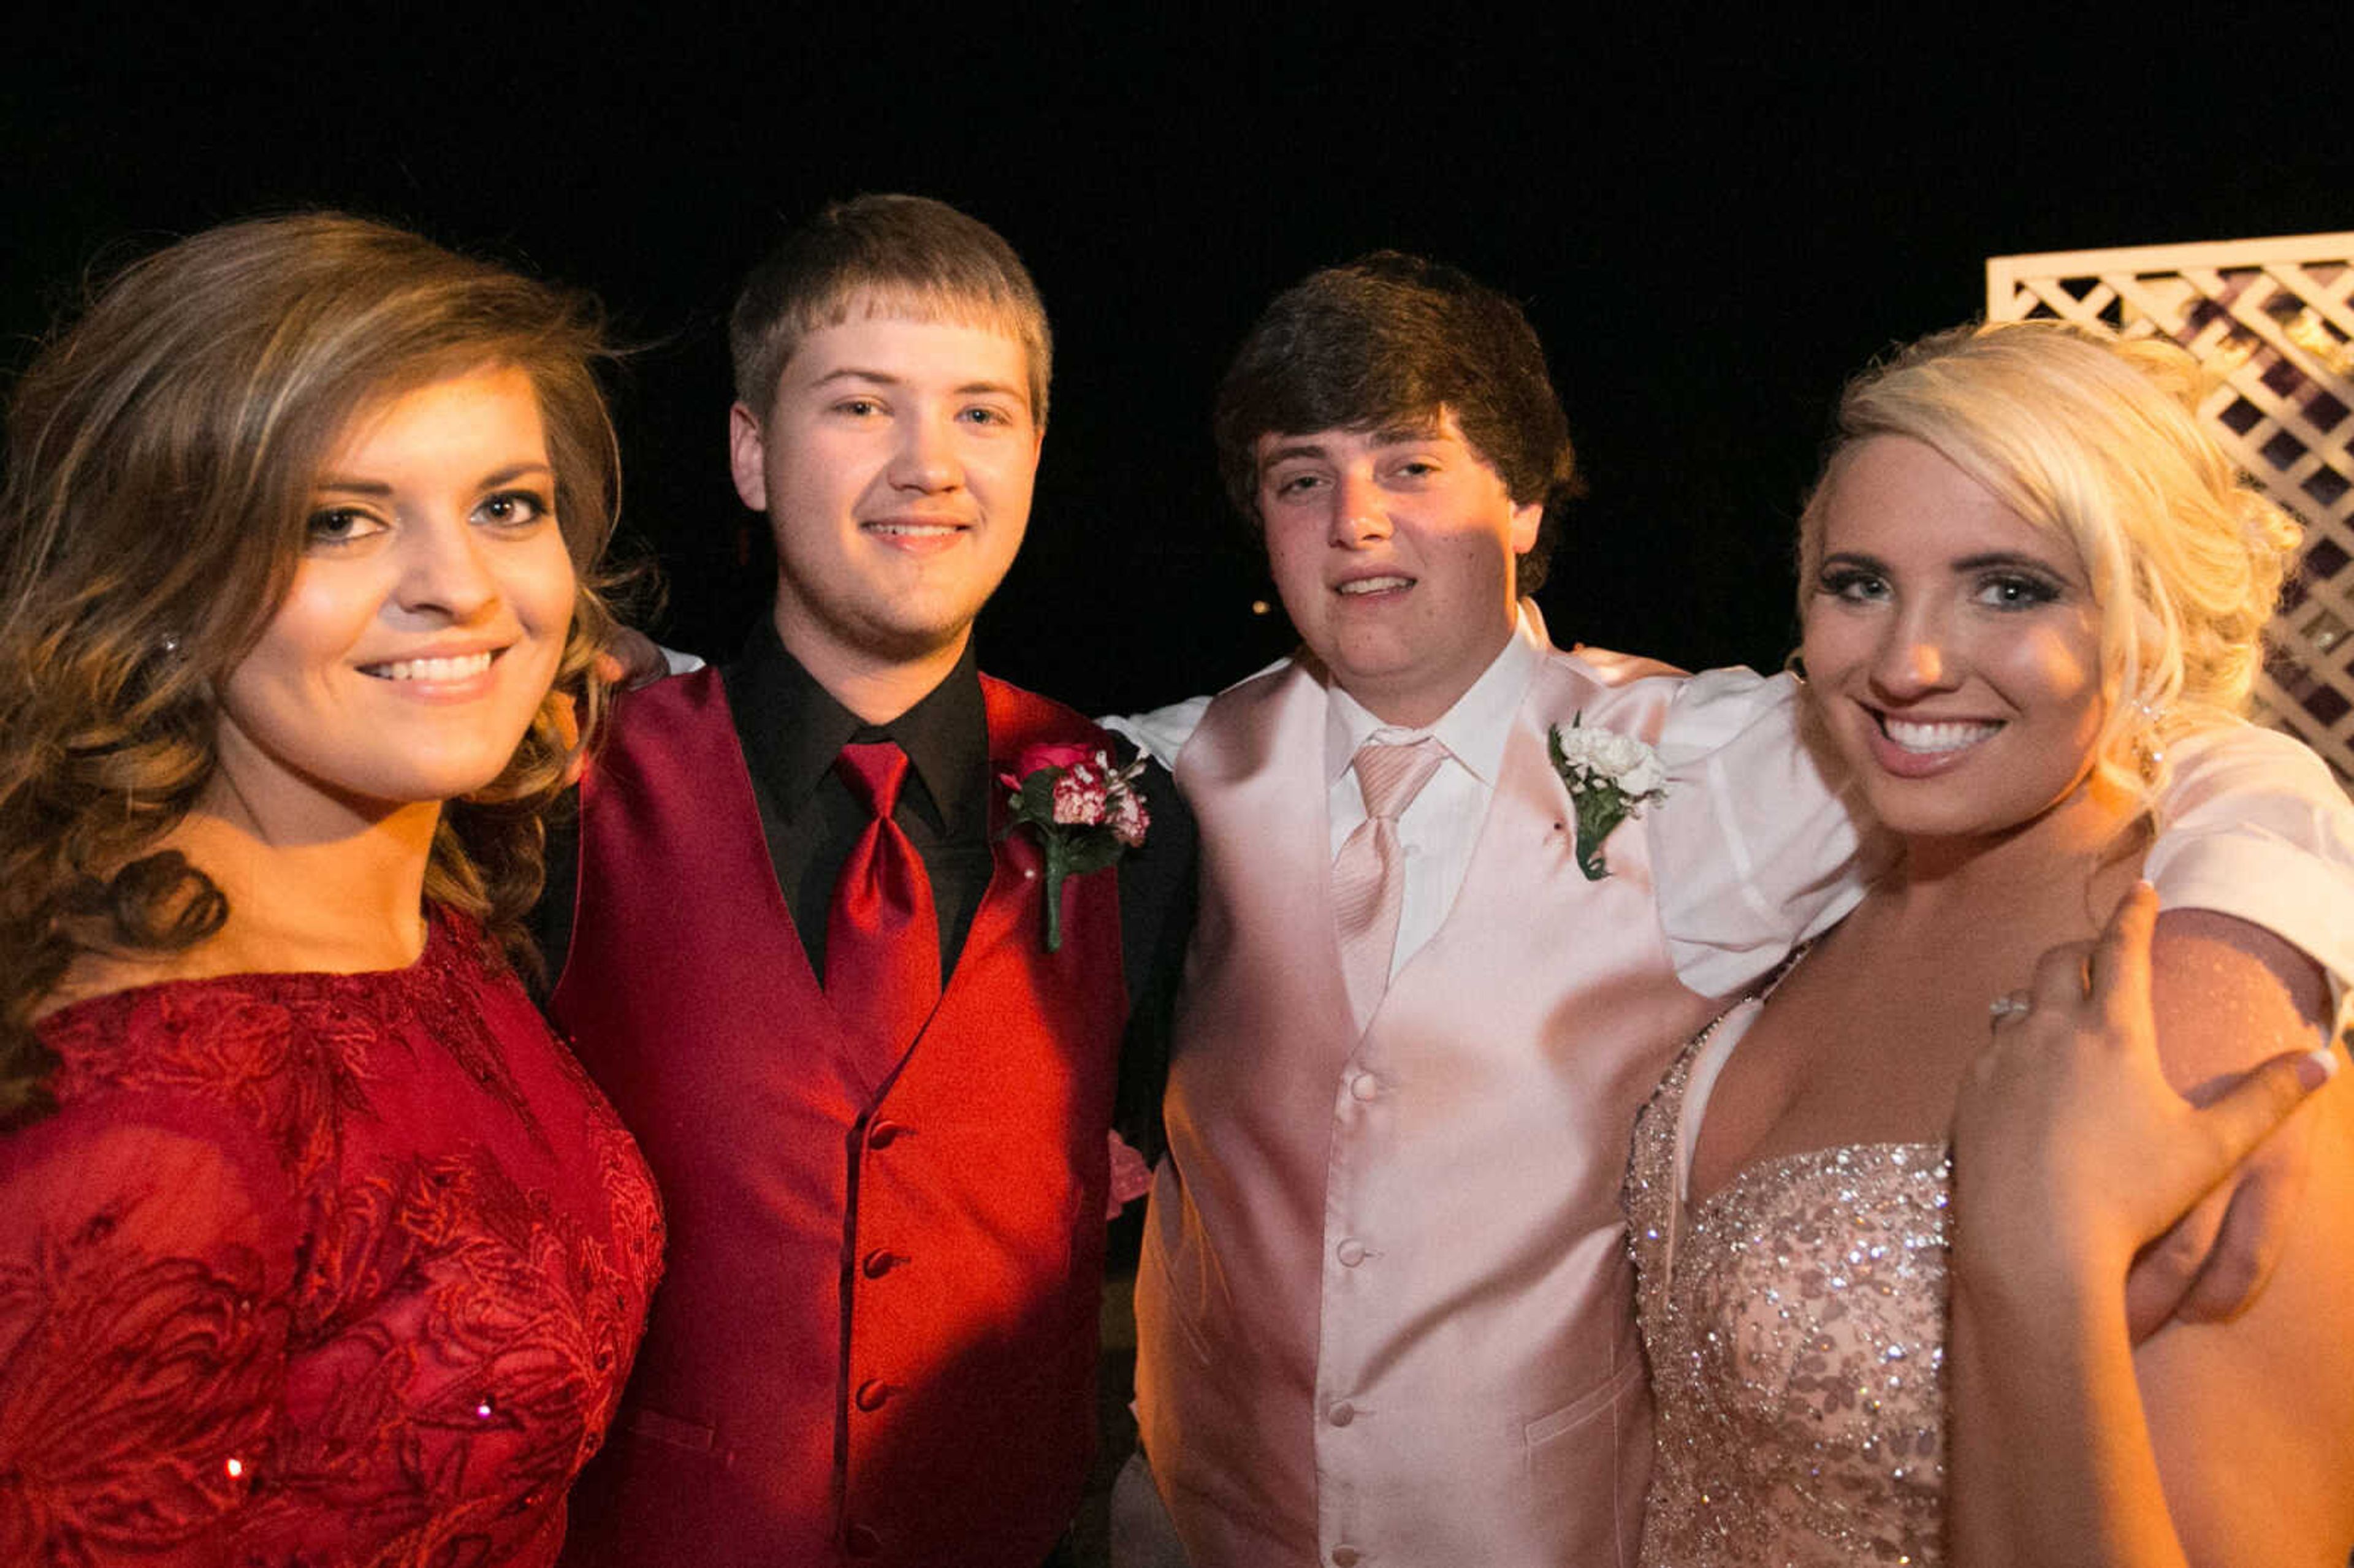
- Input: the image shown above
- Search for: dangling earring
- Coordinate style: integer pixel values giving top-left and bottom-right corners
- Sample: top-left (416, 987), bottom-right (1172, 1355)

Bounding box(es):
top-left (135, 631), bottom-right (186, 697)
top-left (1782, 650), bottom-right (1808, 684)
top-left (2132, 698), bottom-right (2168, 775)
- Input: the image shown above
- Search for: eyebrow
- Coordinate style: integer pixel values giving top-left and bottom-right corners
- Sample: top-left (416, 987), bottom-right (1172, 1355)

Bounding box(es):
top-left (1368, 418), bottom-right (1445, 446)
top-left (809, 367), bottom-right (1029, 403)
top-left (313, 460), bottom-right (557, 496)
top-left (1951, 550), bottom-right (2069, 574)
top-left (1260, 423), bottom-right (1449, 469)
top-left (1819, 548), bottom-right (2078, 578)
top-left (1258, 438), bottom-right (1335, 468)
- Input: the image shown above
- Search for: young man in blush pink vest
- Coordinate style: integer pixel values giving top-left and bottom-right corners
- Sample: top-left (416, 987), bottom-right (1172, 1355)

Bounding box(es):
top-left (544, 197), bottom-right (1192, 1568)
top-left (1108, 254), bottom-right (2353, 1567)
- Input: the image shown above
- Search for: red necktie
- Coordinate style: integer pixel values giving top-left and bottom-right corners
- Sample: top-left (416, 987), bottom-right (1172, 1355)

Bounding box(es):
top-left (825, 742), bottom-right (941, 1059)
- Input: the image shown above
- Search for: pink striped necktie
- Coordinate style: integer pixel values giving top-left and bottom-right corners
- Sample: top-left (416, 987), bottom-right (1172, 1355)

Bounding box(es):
top-left (1331, 736), bottom-right (1447, 1031)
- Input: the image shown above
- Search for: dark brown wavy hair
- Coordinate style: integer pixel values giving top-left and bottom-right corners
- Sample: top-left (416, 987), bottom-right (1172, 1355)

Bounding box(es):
top-left (0, 213), bottom-right (623, 1125)
top-left (1213, 251), bottom-right (1582, 594)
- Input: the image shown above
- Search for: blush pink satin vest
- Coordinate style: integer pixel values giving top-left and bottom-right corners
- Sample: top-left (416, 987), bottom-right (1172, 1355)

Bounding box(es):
top-left (552, 668), bottom-right (1126, 1568)
top-left (1137, 644), bottom-right (1723, 1568)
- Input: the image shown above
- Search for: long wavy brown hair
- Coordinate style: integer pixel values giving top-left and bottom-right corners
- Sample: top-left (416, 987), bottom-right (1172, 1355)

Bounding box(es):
top-left (0, 213), bottom-right (624, 1125)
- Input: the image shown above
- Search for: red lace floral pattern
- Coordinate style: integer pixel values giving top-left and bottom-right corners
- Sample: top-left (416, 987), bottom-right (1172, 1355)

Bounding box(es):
top-left (0, 914), bottom-right (662, 1566)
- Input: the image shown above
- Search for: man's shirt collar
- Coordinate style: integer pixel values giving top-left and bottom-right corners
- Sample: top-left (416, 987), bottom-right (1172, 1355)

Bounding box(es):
top-left (725, 619), bottom-right (990, 833)
top-left (1322, 602), bottom-right (1545, 790)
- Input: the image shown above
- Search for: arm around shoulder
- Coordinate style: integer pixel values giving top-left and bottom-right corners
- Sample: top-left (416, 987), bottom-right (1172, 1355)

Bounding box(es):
top-left (1645, 666), bottom-right (1872, 997)
top-left (1948, 891), bottom-right (2353, 1566)
top-left (2132, 918), bottom-right (2354, 1564)
top-left (2145, 722), bottom-right (2354, 999)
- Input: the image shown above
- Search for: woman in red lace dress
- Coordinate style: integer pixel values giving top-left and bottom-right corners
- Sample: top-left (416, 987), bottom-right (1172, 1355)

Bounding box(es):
top-left (0, 215), bottom-right (661, 1566)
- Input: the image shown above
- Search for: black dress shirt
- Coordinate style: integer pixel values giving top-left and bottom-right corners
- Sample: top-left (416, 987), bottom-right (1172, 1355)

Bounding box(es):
top-left (530, 626), bottom-right (1196, 1161)
top-left (723, 619), bottom-right (996, 980)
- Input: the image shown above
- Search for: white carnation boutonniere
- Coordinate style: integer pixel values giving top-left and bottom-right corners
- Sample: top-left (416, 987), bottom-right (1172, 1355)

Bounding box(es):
top-left (1547, 714), bottom-right (1669, 881)
top-left (1000, 743), bottom-right (1152, 951)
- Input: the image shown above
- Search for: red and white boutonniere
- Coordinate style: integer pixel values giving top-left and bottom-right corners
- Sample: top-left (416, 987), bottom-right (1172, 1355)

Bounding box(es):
top-left (1000, 744), bottom-right (1151, 951)
top-left (1548, 714), bottom-right (1669, 881)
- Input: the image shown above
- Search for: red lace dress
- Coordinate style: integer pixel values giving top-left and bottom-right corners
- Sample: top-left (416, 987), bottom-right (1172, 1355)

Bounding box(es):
top-left (0, 913), bottom-right (663, 1566)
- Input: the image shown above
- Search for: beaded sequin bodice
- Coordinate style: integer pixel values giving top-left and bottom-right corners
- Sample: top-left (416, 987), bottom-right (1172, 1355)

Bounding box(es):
top-left (1625, 1008), bottom-right (1952, 1566)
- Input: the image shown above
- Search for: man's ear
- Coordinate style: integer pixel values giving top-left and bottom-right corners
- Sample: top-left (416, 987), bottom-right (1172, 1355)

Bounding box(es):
top-left (728, 402), bottom-right (770, 512)
top-left (1509, 498), bottom-right (1544, 555)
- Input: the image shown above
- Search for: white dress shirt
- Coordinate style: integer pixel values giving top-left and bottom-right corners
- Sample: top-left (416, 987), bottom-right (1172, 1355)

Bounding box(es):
top-left (1322, 612), bottom-right (1543, 981)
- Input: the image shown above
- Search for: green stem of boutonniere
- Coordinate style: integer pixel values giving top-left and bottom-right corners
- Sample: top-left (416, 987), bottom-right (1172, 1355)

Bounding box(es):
top-left (1040, 834), bottom-right (1073, 953)
top-left (1548, 715), bottom-right (1669, 883)
top-left (1000, 747), bottom-right (1152, 954)
top-left (1569, 780), bottom-right (1629, 881)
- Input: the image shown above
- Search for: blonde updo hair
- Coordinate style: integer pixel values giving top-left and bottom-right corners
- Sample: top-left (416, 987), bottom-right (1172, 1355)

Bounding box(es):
top-left (0, 213), bottom-right (624, 1125)
top-left (1797, 319), bottom-right (2301, 806)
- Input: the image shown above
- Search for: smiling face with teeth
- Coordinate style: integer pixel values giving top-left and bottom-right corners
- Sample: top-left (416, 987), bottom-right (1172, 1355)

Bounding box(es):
top-left (730, 306), bottom-right (1040, 717)
top-left (1257, 411), bottom-right (1541, 728)
top-left (1802, 435), bottom-right (2111, 844)
top-left (210, 365), bottom-right (576, 831)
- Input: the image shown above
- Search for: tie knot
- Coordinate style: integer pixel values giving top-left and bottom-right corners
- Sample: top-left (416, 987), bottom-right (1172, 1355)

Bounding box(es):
top-left (1351, 737), bottom-right (1446, 822)
top-left (836, 742), bottom-right (912, 820)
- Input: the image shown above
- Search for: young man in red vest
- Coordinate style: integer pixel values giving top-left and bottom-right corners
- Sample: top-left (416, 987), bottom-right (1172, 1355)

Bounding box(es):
top-left (548, 195), bottom-right (1190, 1568)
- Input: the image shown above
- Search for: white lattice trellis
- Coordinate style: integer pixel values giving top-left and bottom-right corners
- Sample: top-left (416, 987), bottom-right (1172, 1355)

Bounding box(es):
top-left (1986, 233), bottom-right (2354, 790)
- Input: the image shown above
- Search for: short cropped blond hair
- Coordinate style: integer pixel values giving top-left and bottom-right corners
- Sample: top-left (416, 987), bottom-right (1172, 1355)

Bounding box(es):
top-left (728, 193), bottom-right (1051, 426)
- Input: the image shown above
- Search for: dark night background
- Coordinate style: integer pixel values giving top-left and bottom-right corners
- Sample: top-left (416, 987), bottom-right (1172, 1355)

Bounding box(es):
top-left (9, 10), bottom-right (2348, 714)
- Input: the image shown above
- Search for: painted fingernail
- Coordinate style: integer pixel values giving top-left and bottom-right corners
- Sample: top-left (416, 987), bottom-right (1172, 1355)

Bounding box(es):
top-left (2297, 1048), bottom-right (2340, 1091)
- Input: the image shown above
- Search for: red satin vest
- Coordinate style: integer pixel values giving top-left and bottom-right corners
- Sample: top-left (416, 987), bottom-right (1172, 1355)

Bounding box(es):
top-left (552, 668), bottom-right (1126, 1568)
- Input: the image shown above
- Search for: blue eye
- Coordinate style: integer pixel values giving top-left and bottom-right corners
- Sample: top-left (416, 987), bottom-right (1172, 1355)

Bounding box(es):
top-left (1976, 572), bottom-right (2062, 609)
top-left (1818, 567), bottom-right (1889, 603)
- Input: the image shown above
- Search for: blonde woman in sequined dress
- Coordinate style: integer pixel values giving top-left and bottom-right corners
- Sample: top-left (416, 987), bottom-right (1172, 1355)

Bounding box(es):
top-left (1623, 321), bottom-right (2353, 1567)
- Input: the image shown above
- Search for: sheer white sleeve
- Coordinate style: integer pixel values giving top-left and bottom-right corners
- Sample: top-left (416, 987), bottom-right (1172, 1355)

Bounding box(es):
top-left (2146, 722), bottom-right (2354, 1007)
top-left (1645, 668), bottom-right (1869, 999)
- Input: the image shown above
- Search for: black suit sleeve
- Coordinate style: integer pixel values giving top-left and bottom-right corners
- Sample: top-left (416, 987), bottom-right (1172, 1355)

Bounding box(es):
top-left (1113, 748), bottom-right (1195, 1169)
top-left (525, 787), bottom-right (584, 1002)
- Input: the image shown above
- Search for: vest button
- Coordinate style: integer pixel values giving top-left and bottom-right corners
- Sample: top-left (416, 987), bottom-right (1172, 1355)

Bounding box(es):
top-left (1331, 1547), bottom-right (1362, 1566)
top-left (845, 1523), bottom-right (883, 1557)
top-left (1349, 1072), bottom-right (1381, 1102)
top-left (1328, 1400), bottom-right (1355, 1427)
top-left (1336, 1239), bottom-right (1366, 1267)
top-left (855, 1378), bottom-right (894, 1412)
top-left (861, 1249), bottom-right (900, 1279)
top-left (867, 1121), bottom-right (904, 1149)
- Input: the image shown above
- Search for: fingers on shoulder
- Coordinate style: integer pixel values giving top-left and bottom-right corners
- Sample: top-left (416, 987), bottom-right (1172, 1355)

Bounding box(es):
top-left (2193, 1050), bottom-right (2337, 1178)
